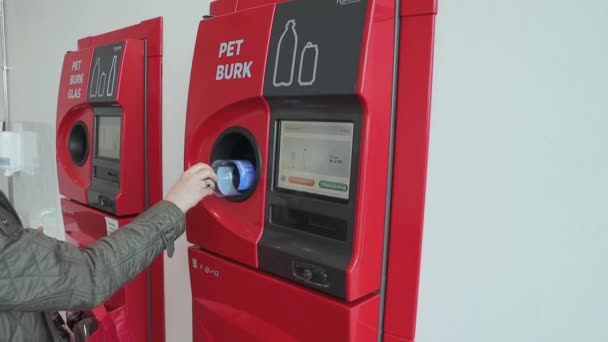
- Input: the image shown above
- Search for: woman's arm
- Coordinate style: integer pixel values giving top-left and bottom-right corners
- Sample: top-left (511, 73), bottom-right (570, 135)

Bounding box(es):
top-left (0, 162), bottom-right (216, 312)
top-left (0, 200), bottom-right (184, 312)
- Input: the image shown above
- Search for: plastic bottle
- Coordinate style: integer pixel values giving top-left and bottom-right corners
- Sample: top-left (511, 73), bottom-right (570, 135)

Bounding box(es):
top-left (211, 160), bottom-right (256, 197)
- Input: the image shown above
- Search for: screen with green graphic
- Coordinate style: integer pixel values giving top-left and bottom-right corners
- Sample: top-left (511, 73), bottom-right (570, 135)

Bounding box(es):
top-left (277, 121), bottom-right (353, 200)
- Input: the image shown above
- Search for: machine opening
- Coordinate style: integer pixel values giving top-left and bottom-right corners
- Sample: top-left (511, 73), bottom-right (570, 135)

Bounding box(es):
top-left (210, 127), bottom-right (261, 202)
top-left (68, 121), bottom-right (89, 166)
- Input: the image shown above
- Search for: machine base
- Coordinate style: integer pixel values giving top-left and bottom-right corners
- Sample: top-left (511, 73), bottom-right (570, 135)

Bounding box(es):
top-left (189, 247), bottom-right (380, 342)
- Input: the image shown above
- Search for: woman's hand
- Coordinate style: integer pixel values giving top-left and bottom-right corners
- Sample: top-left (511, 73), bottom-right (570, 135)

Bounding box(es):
top-left (165, 163), bottom-right (217, 213)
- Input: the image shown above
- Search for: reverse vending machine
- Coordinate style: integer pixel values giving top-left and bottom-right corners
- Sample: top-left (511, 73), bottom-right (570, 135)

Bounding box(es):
top-left (185, 0), bottom-right (436, 340)
top-left (55, 18), bottom-right (165, 342)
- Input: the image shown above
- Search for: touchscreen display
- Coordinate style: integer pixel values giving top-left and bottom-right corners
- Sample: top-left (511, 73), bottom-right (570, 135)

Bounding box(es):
top-left (276, 121), bottom-right (354, 200)
top-left (97, 116), bottom-right (121, 160)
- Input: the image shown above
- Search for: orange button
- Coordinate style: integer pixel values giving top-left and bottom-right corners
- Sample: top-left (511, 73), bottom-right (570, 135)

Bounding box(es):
top-left (288, 176), bottom-right (315, 187)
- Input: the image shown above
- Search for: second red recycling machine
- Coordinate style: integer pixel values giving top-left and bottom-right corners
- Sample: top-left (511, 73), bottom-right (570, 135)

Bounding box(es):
top-left (56, 18), bottom-right (165, 342)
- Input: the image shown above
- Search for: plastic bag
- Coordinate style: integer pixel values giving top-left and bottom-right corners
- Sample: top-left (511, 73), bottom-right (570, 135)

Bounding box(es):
top-left (108, 305), bottom-right (130, 341)
top-left (85, 305), bottom-right (120, 342)
top-left (51, 303), bottom-right (131, 341)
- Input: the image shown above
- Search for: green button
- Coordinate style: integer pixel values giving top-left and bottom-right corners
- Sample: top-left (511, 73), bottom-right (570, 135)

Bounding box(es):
top-left (319, 181), bottom-right (348, 192)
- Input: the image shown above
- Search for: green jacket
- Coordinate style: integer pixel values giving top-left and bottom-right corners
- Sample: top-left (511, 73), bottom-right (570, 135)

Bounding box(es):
top-left (0, 191), bottom-right (186, 341)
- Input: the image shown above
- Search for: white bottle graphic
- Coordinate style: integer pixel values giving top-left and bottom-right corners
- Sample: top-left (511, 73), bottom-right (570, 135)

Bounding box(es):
top-left (98, 72), bottom-right (107, 97)
top-left (273, 19), bottom-right (298, 87)
top-left (298, 42), bottom-right (319, 86)
top-left (107, 55), bottom-right (117, 96)
top-left (90, 58), bottom-right (100, 97)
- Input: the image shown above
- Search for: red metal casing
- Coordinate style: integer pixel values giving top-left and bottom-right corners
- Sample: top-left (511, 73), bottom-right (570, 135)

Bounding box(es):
top-left (56, 18), bottom-right (165, 342)
top-left (189, 247), bottom-right (380, 342)
top-left (349, 0), bottom-right (396, 300)
top-left (184, 4), bottom-right (274, 268)
top-left (185, 0), bottom-right (394, 302)
top-left (56, 48), bottom-right (94, 205)
top-left (383, 1), bottom-right (437, 341)
top-left (209, 0), bottom-right (289, 16)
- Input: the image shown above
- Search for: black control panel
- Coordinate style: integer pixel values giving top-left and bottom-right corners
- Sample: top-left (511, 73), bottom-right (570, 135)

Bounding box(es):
top-left (86, 41), bottom-right (126, 215)
top-left (259, 0), bottom-right (368, 299)
top-left (87, 107), bottom-right (122, 214)
top-left (258, 97), bottom-right (363, 299)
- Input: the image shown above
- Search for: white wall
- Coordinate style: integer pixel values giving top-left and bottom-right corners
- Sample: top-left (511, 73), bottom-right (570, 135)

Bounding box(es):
top-left (0, 27), bottom-right (7, 195)
top-left (6, 0), bottom-right (608, 341)
top-left (418, 0), bottom-right (608, 341)
top-left (0, 176), bottom-right (6, 195)
top-left (5, 1), bottom-right (210, 340)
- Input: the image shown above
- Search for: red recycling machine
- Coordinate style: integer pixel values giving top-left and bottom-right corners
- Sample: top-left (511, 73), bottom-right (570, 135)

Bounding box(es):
top-left (185, 0), bottom-right (437, 341)
top-left (55, 18), bottom-right (165, 342)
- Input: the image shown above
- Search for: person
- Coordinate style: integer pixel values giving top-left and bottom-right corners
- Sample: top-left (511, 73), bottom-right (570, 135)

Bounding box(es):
top-left (0, 163), bottom-right (217, 341)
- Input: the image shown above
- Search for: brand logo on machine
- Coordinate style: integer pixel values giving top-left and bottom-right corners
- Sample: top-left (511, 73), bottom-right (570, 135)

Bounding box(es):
top-left (61, 204), bottom-right (75, 215)
top-left (337, 0), bottom-right (360, 5)
top-left (204, 266), bottom-right (220, 278)
top-left (192, 258), bottom-right (220, 278)
top-left (215, 39), bottom-right (253, 81)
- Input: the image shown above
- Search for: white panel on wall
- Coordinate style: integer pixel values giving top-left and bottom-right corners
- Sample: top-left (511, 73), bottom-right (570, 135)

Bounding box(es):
top-left (0, 175), bottom-right (7, 195)
top-left (418, 0), bottom-right (608, 341)
top-left (10, 121), bottom-right (64, 240)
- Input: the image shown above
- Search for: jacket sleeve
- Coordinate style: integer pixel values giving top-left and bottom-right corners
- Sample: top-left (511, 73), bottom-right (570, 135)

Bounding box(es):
top-left (0, 200), bottom-right (185, 312)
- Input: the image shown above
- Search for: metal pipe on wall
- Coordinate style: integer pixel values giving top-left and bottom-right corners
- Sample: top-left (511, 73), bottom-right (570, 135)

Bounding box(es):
top-left (0, 0), bottom-right (14, 203)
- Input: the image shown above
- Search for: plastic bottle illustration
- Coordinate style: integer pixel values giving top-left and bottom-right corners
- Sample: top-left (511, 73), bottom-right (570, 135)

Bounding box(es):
top-left (107, 55), bottom-right (117, 96)
top-left (298, 42), bottom-right (319, 86)
top-left (273, 19), bottom-right (298, 87)
top-left (98, 72), bottom-right (107, 97)
top-left (89, 58), bottom-right (100, 97)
